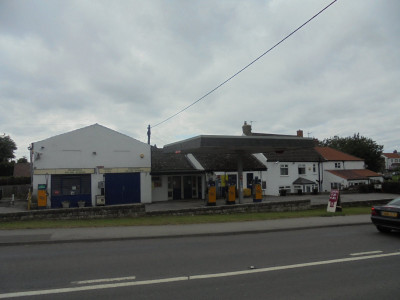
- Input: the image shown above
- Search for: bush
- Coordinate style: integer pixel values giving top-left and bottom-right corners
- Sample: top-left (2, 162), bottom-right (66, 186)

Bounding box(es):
top-left (357, 184), bottom-right (375, 193)
top-left (0, 177), bottom-right (31, 186)
top-left (382, 182), bottom-right (400, 194)
top-left (0, 162), bottom-right (14, 177)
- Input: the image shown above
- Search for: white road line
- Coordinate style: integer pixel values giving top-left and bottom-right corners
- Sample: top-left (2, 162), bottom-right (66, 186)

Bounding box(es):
top-left (72, 276), bottom-right (137, 285)
top-left (350, 250), bottom-right (383, 256)
top-left (1, 252), bottom-right (399, 299)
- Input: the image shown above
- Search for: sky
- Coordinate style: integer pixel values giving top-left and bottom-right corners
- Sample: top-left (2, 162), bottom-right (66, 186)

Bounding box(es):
top-left (1, 0), bottom-right (399, 160)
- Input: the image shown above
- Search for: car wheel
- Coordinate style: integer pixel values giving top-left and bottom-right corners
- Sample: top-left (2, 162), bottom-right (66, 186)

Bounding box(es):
top-left (376, 225), bottom-right (391, 233)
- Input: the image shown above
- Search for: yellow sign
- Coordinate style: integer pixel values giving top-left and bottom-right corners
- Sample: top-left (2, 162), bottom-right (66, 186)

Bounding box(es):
top-left (34, 168), bottom-right (95, 175)
top-left (99, 167), bottom-right (151, 174)
top-left (37, 190), bottom-right (47, 207)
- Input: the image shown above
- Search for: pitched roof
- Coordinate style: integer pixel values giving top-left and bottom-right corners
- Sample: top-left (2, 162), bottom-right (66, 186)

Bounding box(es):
top-left (293, 177), bottom-right (316, 185)
top-left (151, 147), bottom-right (267, 174)
top-left (314, 147), bottom-right (363, 161)
top-left (151, 147), bottom-right (199, 174)
top-left (327, 169), bottom-right (382, 180)
top-left (193, 153), bottom-right (267, 172)
top-left (382, 153), bottom-right (400, 159)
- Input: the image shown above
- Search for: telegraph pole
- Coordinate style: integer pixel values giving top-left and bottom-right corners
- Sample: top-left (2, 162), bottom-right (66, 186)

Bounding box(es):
top-left (147, 125), bottom-right (151, 145)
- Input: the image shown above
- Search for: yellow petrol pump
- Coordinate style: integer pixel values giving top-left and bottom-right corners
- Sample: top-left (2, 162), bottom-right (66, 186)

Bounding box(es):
top-left (253, 177), bottom-right (262, 203)
top-left (207, 179), bottom-right (216, 206)
top-left (37, 184), bottom-right (47, 208)
top-left (226, 178), bottom-right (236, 205)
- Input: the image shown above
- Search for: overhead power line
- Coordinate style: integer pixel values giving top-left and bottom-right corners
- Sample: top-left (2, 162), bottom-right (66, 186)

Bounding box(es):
top-left (151, 0), bottom-right (337, 129)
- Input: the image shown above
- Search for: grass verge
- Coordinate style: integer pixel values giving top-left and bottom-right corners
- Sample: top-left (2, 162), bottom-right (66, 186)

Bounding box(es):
top-left (0, 207), bottom-right (371, 230)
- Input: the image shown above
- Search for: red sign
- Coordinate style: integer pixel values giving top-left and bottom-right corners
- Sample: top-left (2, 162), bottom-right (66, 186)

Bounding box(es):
top-left (327, 189), bottom-right (340, 212)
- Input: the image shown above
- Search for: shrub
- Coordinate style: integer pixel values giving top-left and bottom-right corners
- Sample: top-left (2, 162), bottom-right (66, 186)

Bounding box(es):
top-left (0, 177), bottom-right (31, 186)
top-left (382, 182), bottom-right (400, 194)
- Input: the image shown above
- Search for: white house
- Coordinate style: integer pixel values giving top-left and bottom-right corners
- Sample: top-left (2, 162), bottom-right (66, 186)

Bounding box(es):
top-left (382, 152), bottom-right (400, 171)
top-left (31, 124), bottom-right (151, 208)
top-left (239, 122), bottom-right (383, 196)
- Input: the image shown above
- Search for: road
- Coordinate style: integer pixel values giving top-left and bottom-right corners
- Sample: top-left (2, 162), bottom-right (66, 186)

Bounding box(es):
top-left (1, 225), bottom-right (399, 299)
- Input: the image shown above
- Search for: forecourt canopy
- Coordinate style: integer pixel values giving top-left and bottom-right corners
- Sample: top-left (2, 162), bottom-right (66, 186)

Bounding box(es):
top-left (163, 135), bottom-right (315, 203)
top-left (163, 135), bottom-right (315, 154)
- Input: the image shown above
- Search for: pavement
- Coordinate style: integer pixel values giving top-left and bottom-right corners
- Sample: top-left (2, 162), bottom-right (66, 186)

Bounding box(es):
top-left (0, 193), bottom-right (398, 246)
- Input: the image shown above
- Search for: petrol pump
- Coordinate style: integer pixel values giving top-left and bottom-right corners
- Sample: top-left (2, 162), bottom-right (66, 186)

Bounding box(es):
top-left (226, 178), bottom-right (236, 205)
top-left (37, 184), bottom-right (48, 208)
top-left (253, 177), bottom-right (262, 203)
top-left (207, 179), bottom-right (216, 206)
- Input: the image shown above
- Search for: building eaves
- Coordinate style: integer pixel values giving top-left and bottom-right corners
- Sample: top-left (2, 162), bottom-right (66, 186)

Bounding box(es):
top-left (326, 169), bottom-right (382, 180)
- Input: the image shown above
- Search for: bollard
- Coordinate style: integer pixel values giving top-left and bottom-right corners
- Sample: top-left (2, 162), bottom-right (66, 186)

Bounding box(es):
top-left (10, 194), bottom-right (15, 206)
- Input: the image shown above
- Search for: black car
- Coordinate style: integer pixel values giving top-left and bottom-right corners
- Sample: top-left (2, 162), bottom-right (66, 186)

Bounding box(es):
top-left (371, 197), bottom-right (400, 233)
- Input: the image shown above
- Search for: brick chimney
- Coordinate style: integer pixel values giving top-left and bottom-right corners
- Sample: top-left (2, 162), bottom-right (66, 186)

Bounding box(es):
top-left (297, 130), bottom-right (303, 137)
top-left (242, 121), bottom-right (252, 136)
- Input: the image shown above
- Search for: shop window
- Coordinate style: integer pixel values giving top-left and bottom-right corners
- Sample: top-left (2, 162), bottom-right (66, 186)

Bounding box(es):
top-left (51, 174), bottom-right (91, 196)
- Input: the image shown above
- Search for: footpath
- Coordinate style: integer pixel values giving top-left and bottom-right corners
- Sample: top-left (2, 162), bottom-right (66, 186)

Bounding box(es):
top-left (0, 193), bottom-right (398, 246)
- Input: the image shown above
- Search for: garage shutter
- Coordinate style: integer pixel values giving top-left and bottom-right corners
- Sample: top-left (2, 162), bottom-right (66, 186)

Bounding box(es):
top-left (105, 173), bottom-right (141, 205)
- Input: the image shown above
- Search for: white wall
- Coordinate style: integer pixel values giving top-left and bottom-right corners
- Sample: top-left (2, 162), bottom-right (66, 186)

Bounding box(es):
top-left (152, 176), bottom-right (169, 202)
top-left (32, 124), bottom-right (151, 170)
top-left (264, 162), bottom-right (319, 196)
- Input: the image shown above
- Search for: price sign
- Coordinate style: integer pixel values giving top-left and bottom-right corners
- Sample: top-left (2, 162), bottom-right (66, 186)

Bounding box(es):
top-left (327, 189), bottom-right (340, 212)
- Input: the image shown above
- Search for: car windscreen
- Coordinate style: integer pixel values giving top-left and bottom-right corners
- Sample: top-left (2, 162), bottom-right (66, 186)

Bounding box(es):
top-left (388, 198), bottom-right (400, 206)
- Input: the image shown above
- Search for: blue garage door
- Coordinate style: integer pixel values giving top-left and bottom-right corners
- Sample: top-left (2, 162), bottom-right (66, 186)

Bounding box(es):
top-left (105, 173), bottom-right (141, 205)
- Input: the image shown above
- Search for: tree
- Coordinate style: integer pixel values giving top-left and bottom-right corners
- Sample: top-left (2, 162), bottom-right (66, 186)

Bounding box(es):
top-left (17, 157), bottom-right (28, 163)
top-left (319, 133), bottom-right (384, 172)
top-left (0, 134), bottom-right (17, 163)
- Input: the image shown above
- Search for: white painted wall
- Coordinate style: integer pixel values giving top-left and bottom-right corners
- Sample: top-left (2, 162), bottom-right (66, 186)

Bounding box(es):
top-left (264, 162), bottom-right (320, 196)
top-left (152, 176), bottom-right (169, 202)
top-left (32, 124), bottom-right (150, 169)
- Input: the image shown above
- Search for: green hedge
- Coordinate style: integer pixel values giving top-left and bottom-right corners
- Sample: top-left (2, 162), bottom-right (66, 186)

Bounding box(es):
top-left (382, 182), bottom-right (400, 194)
top-left (0, 177), bottom-right (31, 186)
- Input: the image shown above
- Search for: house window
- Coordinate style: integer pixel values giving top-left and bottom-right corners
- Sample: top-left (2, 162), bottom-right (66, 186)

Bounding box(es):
top-left (298, 164), bottom-right (306, 175)
top-left (280, 164), bottom-right (289, 176)
top-left (335, 162), bottom-right (341, 169)
top-left (313, 164), bottom-right (316, 173)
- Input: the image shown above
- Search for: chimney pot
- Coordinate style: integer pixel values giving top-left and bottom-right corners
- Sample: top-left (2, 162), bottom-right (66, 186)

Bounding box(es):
top-left (297, 130), bottom-right (303, 137)
top-left (242, 121), bottom-right (252, 136)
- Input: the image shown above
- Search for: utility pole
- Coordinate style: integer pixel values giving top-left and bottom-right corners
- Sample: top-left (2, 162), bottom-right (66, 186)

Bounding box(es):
top-left (147, 125), bottom-right (151, 145)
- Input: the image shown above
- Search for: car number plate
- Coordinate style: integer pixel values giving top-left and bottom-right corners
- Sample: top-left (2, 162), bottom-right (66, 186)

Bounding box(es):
top-left (381, 211), bottom-right (398, 217)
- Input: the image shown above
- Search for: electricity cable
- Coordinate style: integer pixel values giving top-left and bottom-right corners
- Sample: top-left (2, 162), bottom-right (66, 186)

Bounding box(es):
top-left (151, 0), bottom-right (337, 129)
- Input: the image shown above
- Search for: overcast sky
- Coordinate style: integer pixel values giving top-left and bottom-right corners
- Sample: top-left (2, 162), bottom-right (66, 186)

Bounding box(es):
top-left (1, 0), bottom-right (399, 160)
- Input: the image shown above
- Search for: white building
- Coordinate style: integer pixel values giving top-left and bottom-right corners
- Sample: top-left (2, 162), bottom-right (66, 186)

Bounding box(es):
top-left (240, 122), bottom-right (383, 196)
top-left (31, 124), bottom-right (151, 208)
top-left (382, 152), bottom-right (400, 171)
